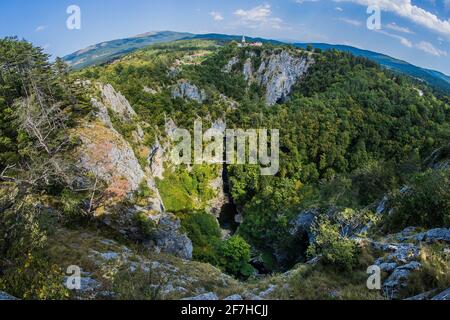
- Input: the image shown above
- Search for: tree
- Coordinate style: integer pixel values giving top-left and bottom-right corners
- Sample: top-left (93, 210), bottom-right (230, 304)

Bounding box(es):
top-left (219, 236), bottom-right (254, 277)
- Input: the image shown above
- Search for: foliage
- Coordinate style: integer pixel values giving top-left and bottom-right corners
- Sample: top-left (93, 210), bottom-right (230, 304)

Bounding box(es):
top-left (307, 219), bottom-right (359, 271)
top-left (383, 168), bottom-right (450, 231)
top-left (156, 165), bottom-right (217, 212)
top-left (0, 186), bottom-right (68, 299)
top-left (180, 212), bottom-right (222, 265)
top-left (218, 236), bottom-right (255, 278)
top-left (112, 265), bottom-right (168, 300)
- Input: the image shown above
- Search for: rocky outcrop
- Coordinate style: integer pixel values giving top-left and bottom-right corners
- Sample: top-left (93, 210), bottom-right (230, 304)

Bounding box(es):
top-left (289, 209), bottom-right (317, 239)
top-left (101, 84), bottom-right (137, 120)
top-left (171, 80), bottom-right (206, 103)
top-left (255, 51), bottom-right (312, 106)
top-left (243, 58), bottom-right (253, 81)
top-left (413, 228), bottom-right (450, 243)
top-left (151, 214), bottom-right (193, 260)
top-left (77, 123), bottom-right (146, 196)
top-left (223, 57), bottom-right (239, 73)
top-left (77, 96), bottom-right (163, 209)
top-left (149, 140), bottom-right (165, 180)
top-left (383, 261), bottom-right (422, 298)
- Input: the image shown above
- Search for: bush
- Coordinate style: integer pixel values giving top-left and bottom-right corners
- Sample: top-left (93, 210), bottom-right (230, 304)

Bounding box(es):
top-left (384, 168), bottom-right (450, 231)
top-left (180, 212), bottom-right (222, 265)
top-left (307, 219), bottom-right (358, 271)
top-left (218, 236), bottom-right (255, 278)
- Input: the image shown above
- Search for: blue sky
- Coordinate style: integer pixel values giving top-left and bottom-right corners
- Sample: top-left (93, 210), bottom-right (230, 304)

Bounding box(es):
top-left (1, 0), bottom-right (450, 75)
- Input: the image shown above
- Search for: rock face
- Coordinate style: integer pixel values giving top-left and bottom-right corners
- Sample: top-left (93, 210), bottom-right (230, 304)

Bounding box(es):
top-left (77, 123), bottom-right (147, 197)
top-left (171, 80), bottom-right (206, 103)
top-left (255, 51), bottom-right (312, 106)
top-left (149, 140), bottom-right (165, 180)
top-left (101, 84), bottom-right (137, 119)
top-left (152, 214), bottom-right (193, 260)
top-left (77, 95), bottom-right (163, 210)
top-left (383, 261), bottom-right (422, 299)
top-left (289, 209), bottom-right (317, 238)
top-left (223, 56), bottom-right (239, 73)
top-left (243, 58), bottom-right (253, 81)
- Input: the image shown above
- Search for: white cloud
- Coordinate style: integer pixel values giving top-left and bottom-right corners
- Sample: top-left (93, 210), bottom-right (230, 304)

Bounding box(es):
top-left (376, 30), bottom-right (413, 47)
top-left (335, 6), bottom-right (344, 11)
top-left (334, 0), bottom-right (450, 38)
top-left (210, 11), bottom-right (224, 21)
top-left (416, 41), bottom-right (447, 56)
top-left (339, 17), bottom-right (363, 26)
top-left (386, 22), bottom-right (414, 34)
top-left (234, 4), bottom-right (284, 29)
top-left (295, 0), bottom-right (320, 4)
top-left (35, 25), bottom-right (47, 32)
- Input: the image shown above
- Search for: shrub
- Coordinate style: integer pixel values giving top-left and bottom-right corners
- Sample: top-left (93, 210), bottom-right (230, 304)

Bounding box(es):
top-left (307, 219), bottom-right (358, 271)
top-left (180, 212), bottom-right (221, 265)
top-left (384, 168), bottom-right (450, 231)
top-left (218, 236), bottom-right (255, 278)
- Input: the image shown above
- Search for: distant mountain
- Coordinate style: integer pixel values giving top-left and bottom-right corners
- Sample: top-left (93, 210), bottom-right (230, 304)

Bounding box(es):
top-left (63, 31), bottom-right (450, 94)
top-left (293, 43), bottom-right (450, 95)
top-left (63, 31), bottom-right (193, 69)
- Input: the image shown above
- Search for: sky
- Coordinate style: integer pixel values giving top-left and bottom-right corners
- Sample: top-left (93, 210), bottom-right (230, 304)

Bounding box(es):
top-left (1, 0), bottom-right (450, 75)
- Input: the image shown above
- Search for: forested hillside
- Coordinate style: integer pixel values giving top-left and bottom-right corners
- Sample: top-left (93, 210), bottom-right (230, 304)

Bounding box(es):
top-left (1, 37), bottom-right (449, 300)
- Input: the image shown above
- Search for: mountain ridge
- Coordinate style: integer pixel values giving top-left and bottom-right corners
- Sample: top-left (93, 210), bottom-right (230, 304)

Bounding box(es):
top-left (63, 31), bottom-right (450, 94)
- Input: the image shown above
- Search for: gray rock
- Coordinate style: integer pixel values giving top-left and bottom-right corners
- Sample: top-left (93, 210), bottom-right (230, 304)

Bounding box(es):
top-left (243, 58), bottom-right (253, 81)
top-left (289, 208), bottom-right (317, 237)
top-left (378, 262), bottom-right (398, 273)
top-left (405, 290), bottom-right (436, 300)
top-left (0, 291), bottom-right (17, 300)
top-left (414, 228), bottom-right (450, 243)
top-left (431, 287), bottom-right (450, 300)
top-left (259, 285), bottom-right (277, 298)
top-left (255, 51), bottom-right (312, 106)
top-left (171, 80), bottom-right (206, 103)
top-left (149, 140), bottom-right (165, 180)
top-left (182, 292), bottom-right (219, 300)
top-left (100, 251), bottom-right (120, 261)
top-left (101, 84), bottom-right (137, 119)
top-left (383, 262), bottom-right (421, 299)
top-left (153, 214), bottom-right (193, 260)
top-left (224, 294), bottom-right (243, 300)
top-left (376, 196), bottom-right (388, 215)
top-left (223, 57), bottom-right (239, 73)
